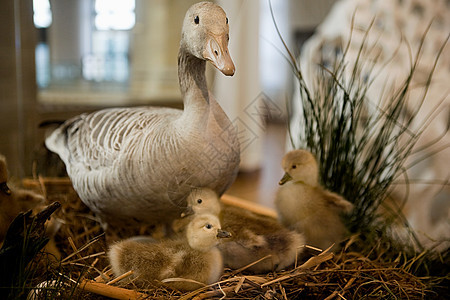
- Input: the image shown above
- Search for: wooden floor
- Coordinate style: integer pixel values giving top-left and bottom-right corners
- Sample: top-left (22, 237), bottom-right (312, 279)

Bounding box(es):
top-left (225, 122), bottom-right (288, 209)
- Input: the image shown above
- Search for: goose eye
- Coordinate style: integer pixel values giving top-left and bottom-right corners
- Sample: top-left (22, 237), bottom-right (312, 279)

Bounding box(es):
top-left (197, 199), bottom-right (202, 204)
top-left (194, 16), bottom-right (199, 24)
top-left (205, 224), bottom-right (212, 229)
top-left (292, 165), bottom-right (297, 169)
top-left (226, 17), bottom-right (228, 24)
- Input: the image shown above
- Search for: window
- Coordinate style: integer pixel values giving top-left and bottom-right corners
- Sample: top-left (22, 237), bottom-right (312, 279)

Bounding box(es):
top-left (33, 0), bottom-right (135, 90)
top-left (94, 0), bottom-right (135, 30)
top-left (33, 0), bottom-right (52, 28)
top-left (82, 0), bottom-right (135, 82)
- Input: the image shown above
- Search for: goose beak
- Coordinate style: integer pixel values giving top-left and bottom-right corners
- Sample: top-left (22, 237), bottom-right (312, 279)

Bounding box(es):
top-left (203, 33), bottom-right (235, 76)
top-left (181, 206), bottom-right (194, 218)
top-left (278, 173), bottom-right (293, 185)
top-left (216, 229), bottom-right (232, 238)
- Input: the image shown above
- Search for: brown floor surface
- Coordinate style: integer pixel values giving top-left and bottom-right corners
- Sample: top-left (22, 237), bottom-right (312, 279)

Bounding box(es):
top-left (226, 122), bottom-right (288, 209)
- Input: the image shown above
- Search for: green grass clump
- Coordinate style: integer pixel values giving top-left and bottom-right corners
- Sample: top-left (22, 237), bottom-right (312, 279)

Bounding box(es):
top-left (270, 1), bottom-right (448, 276)
top-left (0, 203), bottom-right (79, 300)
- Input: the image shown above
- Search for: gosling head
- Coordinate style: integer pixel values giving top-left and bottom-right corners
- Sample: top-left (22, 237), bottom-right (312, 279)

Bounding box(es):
top-left (279, 149), bottom-right (319, 186)
top-left (0, 155), bottom-right (11, 195)
top-left (182, 188), bottom-right (221, 217)
top-left (186, 214), bottom-right (231, 251)
top-left (181, 2), bottom-right (235, 76)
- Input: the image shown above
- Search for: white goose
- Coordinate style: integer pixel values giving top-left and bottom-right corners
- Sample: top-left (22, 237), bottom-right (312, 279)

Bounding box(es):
top-left (45, 2), bottom-right (240, 229)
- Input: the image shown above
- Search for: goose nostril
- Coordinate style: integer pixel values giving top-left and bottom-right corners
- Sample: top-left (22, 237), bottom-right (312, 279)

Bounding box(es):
top-left (214, 50), bottom-right (218, 56)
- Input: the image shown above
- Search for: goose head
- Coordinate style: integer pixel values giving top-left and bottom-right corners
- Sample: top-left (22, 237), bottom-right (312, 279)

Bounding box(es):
top-left (186, 214), bottom-right (231, 251)
top-left (182, 188), bottom-right (221, 217)
top-left (181, 2), bottom-right (235, 76)
top-left (279, 149), bottom-right (319, 186)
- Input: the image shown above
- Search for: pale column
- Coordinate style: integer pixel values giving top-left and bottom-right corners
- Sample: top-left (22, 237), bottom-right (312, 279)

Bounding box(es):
top-left (48, 0), bottom-right (88, 81)
top-left (129, 0), bottom-right (196, 103)
top-left (214, 0), bottom-right (263, 171)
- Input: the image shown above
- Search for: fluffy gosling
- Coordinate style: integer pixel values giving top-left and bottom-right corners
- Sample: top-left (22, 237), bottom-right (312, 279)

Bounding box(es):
top-left (0, 155), bottom-right (45, 243)
top-left (172, 188), bottom-right (221, 234)
top-left (0, 154), bottom-right (61, 264)
top-left (108, 213), bottom-right (231, 291)
top-left (177, 188), bottom-right (305, 273)
top-left (275, 149), bottom-right (354, 250)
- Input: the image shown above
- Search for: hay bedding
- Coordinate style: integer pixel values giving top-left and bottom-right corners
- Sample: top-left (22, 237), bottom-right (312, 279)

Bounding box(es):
top-left (22, 178), bottom-right (441, 299)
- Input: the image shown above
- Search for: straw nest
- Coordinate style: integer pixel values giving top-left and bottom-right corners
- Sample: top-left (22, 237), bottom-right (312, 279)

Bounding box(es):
top-left (21, 177), bottom-right (448, 299)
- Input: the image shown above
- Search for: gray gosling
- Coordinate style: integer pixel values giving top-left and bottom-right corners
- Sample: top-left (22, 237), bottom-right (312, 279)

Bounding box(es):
top-left (177, 188), bottom-right (305, 273)
top-left (275, 149), bottom-right (354, 251)
top-left (108, 213), bottom-right (231, 291)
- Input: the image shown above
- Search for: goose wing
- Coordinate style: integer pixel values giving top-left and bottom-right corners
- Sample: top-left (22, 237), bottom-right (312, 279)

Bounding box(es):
top-left (45, 106), bottom-right (180, 173)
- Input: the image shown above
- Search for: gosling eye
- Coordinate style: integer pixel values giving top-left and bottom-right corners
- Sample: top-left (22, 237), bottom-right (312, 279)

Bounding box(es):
top-left (292, 164), bottom-right (297, 169)
top-left (0, 182), bottom-right (11, 195)
top-left (226, 17), bottom-right (228, 24)
top-left (205, 224), bottom-right (212, 229)
top-left (194, 16), bottom-right (199, 24)
top-left (197, 198), bottom-right (202, 204)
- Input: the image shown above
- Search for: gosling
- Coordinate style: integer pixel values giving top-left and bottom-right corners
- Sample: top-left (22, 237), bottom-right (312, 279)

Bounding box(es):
top-left (108, 213), bottom-right (231, 291)
top-left (275, 149), bottom-right (354, 251)
top-left (0, 154), bottom-right (45, 243)
top-left (172, 188), bottom-right (221, 234)
top-left (176, 188), bottom-right (305, 273)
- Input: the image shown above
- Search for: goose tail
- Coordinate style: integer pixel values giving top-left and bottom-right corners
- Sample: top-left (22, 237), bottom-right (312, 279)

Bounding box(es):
top-left (44, 120), bottom-right (74, 165)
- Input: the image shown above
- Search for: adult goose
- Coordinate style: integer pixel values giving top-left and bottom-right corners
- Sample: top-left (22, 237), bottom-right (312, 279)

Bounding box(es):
top-left (45, 2), bottom-right (240, 230)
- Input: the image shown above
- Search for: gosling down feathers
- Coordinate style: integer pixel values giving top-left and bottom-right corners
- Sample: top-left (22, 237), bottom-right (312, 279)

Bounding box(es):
top-left (177, 188), bottom-right (305, 273)
top-left (275, 149), bottom-right (354, 250)
top-left (44, 2), bottom-right (240, 229)
top-left (108, 214), bottom-right (231, 291)
top-left (0, 155), bottom-right (45, 243)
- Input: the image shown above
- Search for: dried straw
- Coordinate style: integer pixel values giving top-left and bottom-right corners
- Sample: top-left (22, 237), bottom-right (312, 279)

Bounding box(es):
top-left (21, 177), bottom-right (446, 299)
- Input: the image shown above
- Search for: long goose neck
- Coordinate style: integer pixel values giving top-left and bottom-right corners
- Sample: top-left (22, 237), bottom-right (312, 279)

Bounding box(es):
top-left (178, 48), bottom-right (209, 112)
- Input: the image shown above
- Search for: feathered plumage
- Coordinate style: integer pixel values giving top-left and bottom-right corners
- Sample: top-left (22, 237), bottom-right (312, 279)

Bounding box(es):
top-left (275, 149), bottom-right (354, 250)
top-left (45, 2), bottom-right (240, 229)
top-left (175, 188), bottom-right (305, 273)
top-left (108, 213), bottom-right (231, 291)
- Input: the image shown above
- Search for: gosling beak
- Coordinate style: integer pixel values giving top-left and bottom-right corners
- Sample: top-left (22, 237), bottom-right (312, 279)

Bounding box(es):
top-left (181, 206), bottom-right (194, 218)
top-left (0, 182), bottom-right (11, 195)
top-left (203, 33), bottom-right (235, 76)
top-left (216, 229), bottom-right (232, 238)
top-left (278, 173), bottom-right (293, 185)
